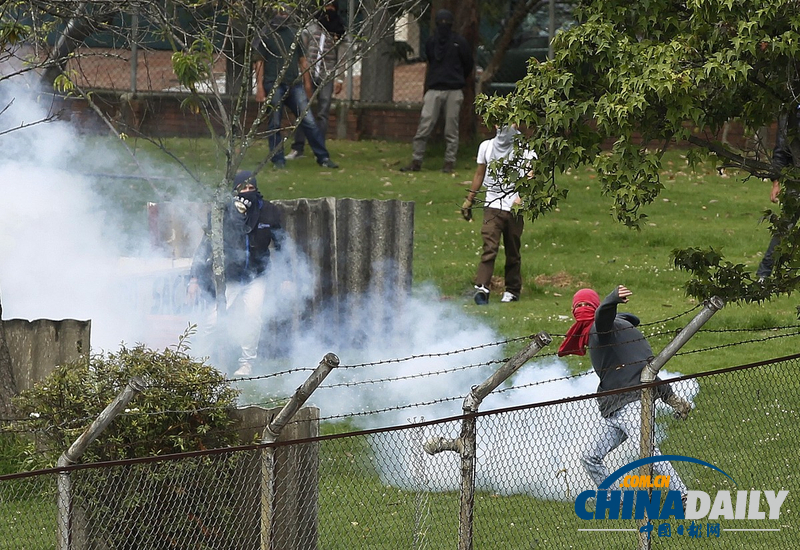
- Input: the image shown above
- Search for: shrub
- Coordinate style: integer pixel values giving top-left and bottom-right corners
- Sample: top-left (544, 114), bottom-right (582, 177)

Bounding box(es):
top-left (13, 334), bottom-right (240, 466)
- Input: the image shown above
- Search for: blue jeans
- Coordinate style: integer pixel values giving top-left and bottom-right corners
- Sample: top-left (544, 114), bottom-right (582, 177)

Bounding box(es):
top-left (292, 79), bottom-right (334, 152)
top-left (266, 81), bottom-right (330, 164)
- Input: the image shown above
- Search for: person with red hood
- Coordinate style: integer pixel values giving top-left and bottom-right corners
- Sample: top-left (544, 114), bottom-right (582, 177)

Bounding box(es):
top-left (559, 285), bottom-right (693, 498)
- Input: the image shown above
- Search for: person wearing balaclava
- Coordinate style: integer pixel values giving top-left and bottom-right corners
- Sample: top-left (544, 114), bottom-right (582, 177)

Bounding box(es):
top-left (287, 1), bottom-right (346, 160)
top-left (461, 124), bottom-right (534, 304)
top-left (558, 285), bottom-right (693, 503)
top-left (400, 9), bottom-right (473, 174)
top-left (252, 5), bottom-right (339, 169)
top-left (187, 171), bottom-right (285, 376)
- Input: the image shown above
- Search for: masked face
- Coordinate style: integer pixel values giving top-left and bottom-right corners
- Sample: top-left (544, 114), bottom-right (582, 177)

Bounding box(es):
top-left (436, 21), bottom-right (452, 41)
top-left (495, 126), bottom-right (517, 148)
top-left (572, 305), bottom-right (596, 322)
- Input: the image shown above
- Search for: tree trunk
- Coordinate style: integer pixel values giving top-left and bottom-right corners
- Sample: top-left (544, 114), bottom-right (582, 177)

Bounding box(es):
top-left (0, 297), bottom-right (19, 419)
top-left (359, 1), bottom-right (395, 103)
top-left (440, 0), bottom-right (479, 140)
top-left (477, 0), bottom-right (546, 95)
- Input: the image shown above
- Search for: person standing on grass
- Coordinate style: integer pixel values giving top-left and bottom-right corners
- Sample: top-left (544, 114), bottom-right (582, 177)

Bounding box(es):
top-left (252, 6), bottom-right (339, 170)
top-left (558, 285), bottom-right (693, 502)
top-left (399, 9), bottom-right (473, 174)
top-left (286, 1), bottom-right (345, 160)
top-left (461, 124), bottom-right (534, 304)
top-left (757, 105), bottom-right (800, 281)
top-left (187, 171), bottom-right (284, 377)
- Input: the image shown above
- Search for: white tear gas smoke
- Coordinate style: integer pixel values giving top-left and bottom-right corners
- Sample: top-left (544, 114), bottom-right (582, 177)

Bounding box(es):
top-left (0, 82), bottom-right (206, 349)
top-left (368, 371), bottom-right (699, 501)
top-left (1, 82), bottom-right (699, 501)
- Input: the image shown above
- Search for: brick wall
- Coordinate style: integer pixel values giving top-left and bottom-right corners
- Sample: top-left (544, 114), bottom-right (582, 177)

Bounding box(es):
top-left (54, 91), bottom-right (768, 149)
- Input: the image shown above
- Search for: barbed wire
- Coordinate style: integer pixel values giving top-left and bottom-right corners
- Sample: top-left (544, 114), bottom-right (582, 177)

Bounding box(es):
top-left (675, 329), bottom-right (800, 356)
top-left (337, 335), bottom-right (534, 369)
top-left (319, 359), bottom-right (507, 389)
top-left (4, 324), bottom-right (800, 437)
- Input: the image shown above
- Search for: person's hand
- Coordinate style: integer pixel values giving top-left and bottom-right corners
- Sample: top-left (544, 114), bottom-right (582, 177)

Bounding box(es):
top-left (461, 198), bottom-right (473, 221)
top-left (234, 195), bottom-right (253, 214)
top-left (334, 80), bottom-right (344, 95)
top-left (617, 285), bottom-right (632, 302)
top-left (771, 180), bottom-right (781, 203)
top-left (665, 394), bottom-right (692, 420)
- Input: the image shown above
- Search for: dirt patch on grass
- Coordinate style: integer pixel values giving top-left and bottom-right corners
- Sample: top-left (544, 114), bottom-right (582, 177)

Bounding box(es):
top-left (533, 271), bottom-right (586, 289)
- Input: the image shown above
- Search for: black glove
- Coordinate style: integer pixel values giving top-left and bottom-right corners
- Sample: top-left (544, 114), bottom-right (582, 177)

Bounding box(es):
top-left (234, 195), bottom-right (252, 214)
top-left (235, 190), bottom-right (263, 233)
top-left (461, 198), bottom-right (473, 221)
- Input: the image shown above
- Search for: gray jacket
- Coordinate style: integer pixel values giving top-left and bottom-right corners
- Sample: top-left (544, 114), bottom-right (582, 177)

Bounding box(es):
top-left (588, 288), bottom-right (674, 417)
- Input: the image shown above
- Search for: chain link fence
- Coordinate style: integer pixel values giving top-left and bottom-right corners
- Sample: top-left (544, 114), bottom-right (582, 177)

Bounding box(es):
top-left (1, 354), bottom-right (797, 549)
top-left (29, 1), bottom-right (575, 103)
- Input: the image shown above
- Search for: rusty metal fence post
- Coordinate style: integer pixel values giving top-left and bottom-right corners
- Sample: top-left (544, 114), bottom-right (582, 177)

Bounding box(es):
top-left (637, 297), bottom-right (724, 549)
top-left (424, 332), bottom-right (552, 550)
top-left (260, 352), bottom-right (339, 550)
top-left (56, 377), bottom-right (146, 550)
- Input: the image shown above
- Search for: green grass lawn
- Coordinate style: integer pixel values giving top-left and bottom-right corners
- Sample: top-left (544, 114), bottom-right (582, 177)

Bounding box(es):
top-left (119, 134), bottom-right (800, 372)
top-left (8, 134), bottom-right (794, 549)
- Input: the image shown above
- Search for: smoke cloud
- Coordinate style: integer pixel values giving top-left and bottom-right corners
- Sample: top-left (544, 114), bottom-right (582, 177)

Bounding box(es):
top-left (1, 82), bottom-right (699, 501)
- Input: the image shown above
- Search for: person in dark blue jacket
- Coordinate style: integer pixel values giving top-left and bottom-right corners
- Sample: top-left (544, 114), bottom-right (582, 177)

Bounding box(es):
top-left (187, 171), bottom-right (284, 376)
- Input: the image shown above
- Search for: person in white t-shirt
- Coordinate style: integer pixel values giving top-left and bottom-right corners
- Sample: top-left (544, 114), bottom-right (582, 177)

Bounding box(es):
top-left (461, 125), bottom-right (535, 304)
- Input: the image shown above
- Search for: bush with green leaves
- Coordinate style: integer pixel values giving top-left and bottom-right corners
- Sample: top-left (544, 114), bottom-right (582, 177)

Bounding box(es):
top-left (13, 336), bottom-right (240, 467)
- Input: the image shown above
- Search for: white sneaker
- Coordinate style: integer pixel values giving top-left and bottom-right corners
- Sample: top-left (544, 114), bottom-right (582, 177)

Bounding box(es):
top-left (500, 291), bottom-right (519, 303)
top-left (285, 150), bottom-right (304, 160)
top-left (233, 363), bottom-right (252, 376)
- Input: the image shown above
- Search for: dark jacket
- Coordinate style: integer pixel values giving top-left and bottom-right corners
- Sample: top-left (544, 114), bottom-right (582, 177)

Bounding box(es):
top-left (773, 109), bottom-right (800, 172)
top-left (252, 22), bottom-right (301, 86)
top-left (588, 289), bottom-right (674, 418)
top-left (190, 200), bottom-right (284, 296)
top-left (423, 32), bottom-right (473, 91)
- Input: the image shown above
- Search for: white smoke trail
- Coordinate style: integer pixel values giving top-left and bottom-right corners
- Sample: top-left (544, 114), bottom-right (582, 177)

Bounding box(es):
top-left (1, 81), bottom-right (700, 501)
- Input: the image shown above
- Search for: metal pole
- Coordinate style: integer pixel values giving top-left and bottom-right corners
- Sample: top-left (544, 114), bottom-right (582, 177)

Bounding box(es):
top-left (548, 0), bottom-right (555, 60)
top-left (458, 332), bottom-right (551, 550)
top-left (56, 377), bottom-right (146, 550)
top-left (130, 4), bottom-right (139, 93)
top-left (637, 297), bottom-right (724, 549)
top-left (346, 0), bottom-right (356, 102)
top-left (260, 353), bottom-right (339, 550)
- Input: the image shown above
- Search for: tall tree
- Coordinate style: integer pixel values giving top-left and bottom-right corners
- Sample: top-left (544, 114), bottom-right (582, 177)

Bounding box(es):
top-left (1, 0), bottom-right (425, 401)
top-left (5, 0), bottom-right (425, 310)
top-left (478, 0), bottom-right (800, 303)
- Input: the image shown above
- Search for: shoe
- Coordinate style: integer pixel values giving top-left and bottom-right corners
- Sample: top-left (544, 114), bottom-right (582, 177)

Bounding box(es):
top-left (318, 158), bottom-right (339, 168)
top-left (473, 285), bottom-right (490, 305)
top-left (273, 161), bottom-right (286, 169)
top-left (286, 149), bottom-right (304, 160)
top-left (400, 159), bottom-right (422, 172)
top-left (233, 363), bottom-right (252, 376)
top-left (441, 161), bottom-right (455, 173)
top-left (500, 291), bottom-right (519, 303)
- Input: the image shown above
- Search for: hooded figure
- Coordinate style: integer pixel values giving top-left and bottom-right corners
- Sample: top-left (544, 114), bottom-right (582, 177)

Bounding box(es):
top-left (560, 285), bottom-right (694, 504)
top-left (434, 9), bottom-right (454, 60)
top-left (557, 288), bottom-right (601, 356)
top-left (318, 0), bottom-right (345, 37)
top-left (399, 8), bottom-right (473, 173)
